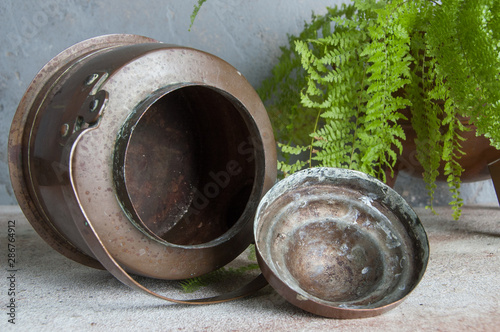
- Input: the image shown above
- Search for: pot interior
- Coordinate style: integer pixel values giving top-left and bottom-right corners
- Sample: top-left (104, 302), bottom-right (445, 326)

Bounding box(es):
top-left (119, 85), bottom-right (260, 245)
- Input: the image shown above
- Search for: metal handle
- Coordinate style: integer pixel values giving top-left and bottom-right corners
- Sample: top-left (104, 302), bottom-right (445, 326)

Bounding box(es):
top-left (65, 131), bottom-right (268, 305)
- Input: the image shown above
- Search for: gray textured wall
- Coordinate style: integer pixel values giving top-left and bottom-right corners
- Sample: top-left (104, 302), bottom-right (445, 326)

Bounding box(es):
top-left (0, 0), bottom-right (497, 210)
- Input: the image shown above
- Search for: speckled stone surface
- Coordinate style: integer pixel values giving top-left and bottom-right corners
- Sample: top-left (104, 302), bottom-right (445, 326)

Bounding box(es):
top-left (0, 204), bottom-right (498, 331)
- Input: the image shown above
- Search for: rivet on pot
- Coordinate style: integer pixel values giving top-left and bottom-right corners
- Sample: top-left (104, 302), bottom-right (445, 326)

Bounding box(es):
top-left (88, 99), bottom-right (99, 112)
top-left (84, 73), bottom-right (99, 86)
top-left (60, 123), bottom-right (69, 137)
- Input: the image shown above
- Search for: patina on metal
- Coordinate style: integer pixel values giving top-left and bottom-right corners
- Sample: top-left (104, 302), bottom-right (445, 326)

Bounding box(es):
top-left (8, 34), bottom-right (277, 302)
top-left (254, 167), bottom-right (429, 318)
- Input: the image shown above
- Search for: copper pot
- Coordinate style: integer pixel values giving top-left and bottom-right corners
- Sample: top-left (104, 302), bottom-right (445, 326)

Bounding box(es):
top-left (8, 34), bottom-right (277, 280)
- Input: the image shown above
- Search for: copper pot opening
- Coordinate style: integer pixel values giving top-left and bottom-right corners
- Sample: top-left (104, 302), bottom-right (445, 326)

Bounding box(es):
top-left (115, 85), bottom-right (262, 246)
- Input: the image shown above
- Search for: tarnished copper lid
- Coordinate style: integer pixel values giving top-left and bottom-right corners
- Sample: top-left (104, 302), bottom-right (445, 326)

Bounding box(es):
top-left (254, 167), bottom-right (429, 318)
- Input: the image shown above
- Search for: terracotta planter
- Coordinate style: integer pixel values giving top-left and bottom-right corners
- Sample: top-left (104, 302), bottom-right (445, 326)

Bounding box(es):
top-left (389, 111), bottom-right (500, 187)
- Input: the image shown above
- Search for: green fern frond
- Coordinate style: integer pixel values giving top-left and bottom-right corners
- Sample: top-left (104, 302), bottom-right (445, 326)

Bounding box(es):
top-left (427, 0), bottom-right (500, 151)
top-left (179, 276), bottom-right (207, 293)
top-left (257, 3), bottom-right (358, 147)
top-left (277, 142), bottom-right (309, 155)
top-left (247, 244), bottom-right (257, 261)
top-left (179, 262), bottom-right (260, 293)
top-left (257, 0), bottom-right (500, 219)
top-left (188, 0), bottom-right (207, 31)
top-left (278, 159), bottom-right (309, 176)
top-left (178, 243), bottom-right (260, 293)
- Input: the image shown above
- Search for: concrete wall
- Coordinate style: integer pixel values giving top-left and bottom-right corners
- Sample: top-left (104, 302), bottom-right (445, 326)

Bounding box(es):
top-left (0, 0), bottom-right (497, 209)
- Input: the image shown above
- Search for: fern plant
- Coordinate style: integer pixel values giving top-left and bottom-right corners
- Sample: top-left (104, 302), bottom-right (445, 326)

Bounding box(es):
top-left (259, 0), bottom-right (500, 220)
top-left (189, 0), bottom-right (500, 219)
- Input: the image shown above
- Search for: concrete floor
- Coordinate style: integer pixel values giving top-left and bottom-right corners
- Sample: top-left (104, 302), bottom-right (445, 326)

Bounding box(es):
top-left (1, 205), bottom-right (499, 331)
